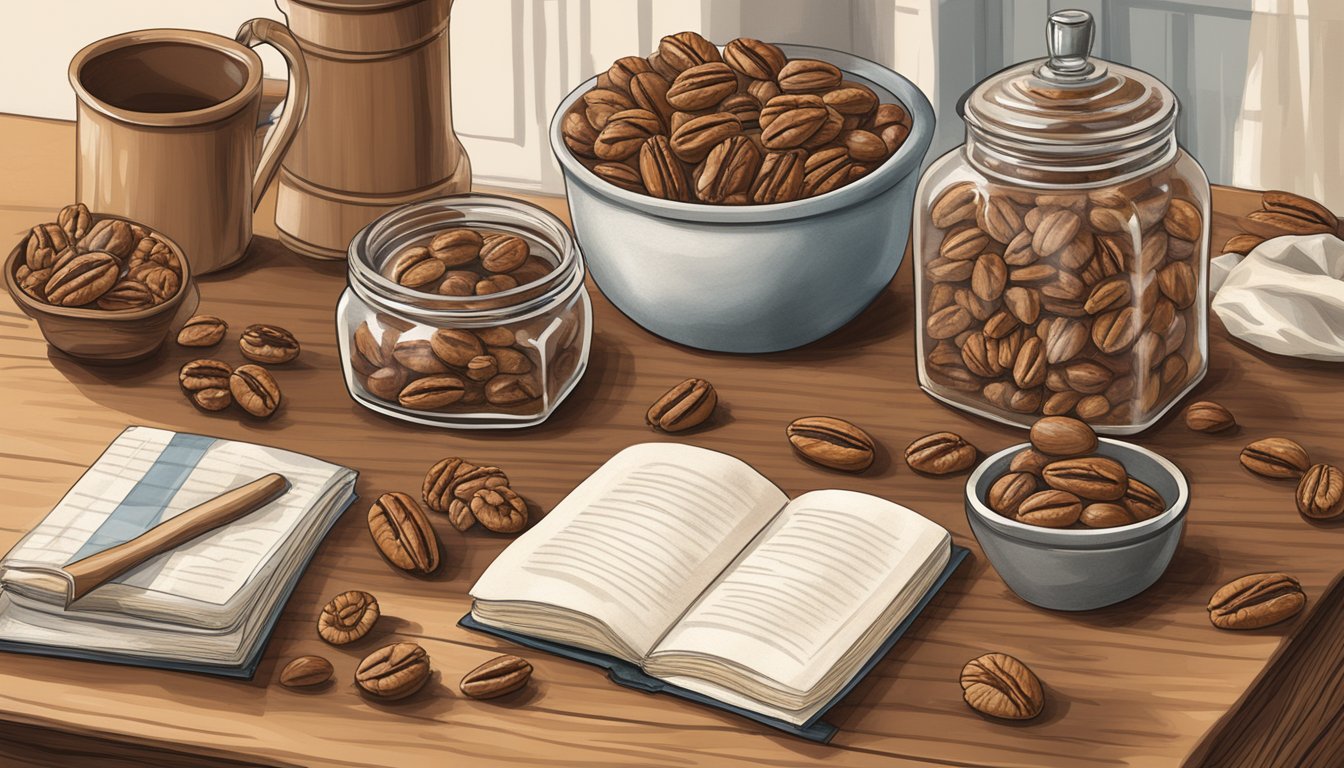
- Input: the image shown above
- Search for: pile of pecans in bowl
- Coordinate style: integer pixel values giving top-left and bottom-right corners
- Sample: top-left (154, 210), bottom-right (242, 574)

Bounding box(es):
top-left (15, 204), bottom-right (183, 310)
top-left (987, 416), bottom-right (1168, 529)
top-left (562, 31), bottom-right (913, 205)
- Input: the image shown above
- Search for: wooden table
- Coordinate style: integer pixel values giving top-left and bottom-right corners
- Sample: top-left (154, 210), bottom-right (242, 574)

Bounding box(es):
top-left (1, 112), bottom-right (1340, 768)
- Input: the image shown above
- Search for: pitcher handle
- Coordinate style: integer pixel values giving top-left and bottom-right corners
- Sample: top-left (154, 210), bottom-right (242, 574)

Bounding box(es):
top-left (236, 18), bottom-right (310, 212)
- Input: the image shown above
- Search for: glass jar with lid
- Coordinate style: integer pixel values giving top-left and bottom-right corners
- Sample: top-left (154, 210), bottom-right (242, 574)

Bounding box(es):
top-left (913, 10), bottom-right (1209, 434)
top-left (337, 194), bottom-right (591, 429)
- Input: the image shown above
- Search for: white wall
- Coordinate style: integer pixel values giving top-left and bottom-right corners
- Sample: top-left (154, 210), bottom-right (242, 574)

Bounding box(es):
top-left (0, 0), bottom-right (1288, 196)
top-left (994, 0), bottom-right (1254, 186)
top-left (0, 0), bottom-right (286, 121)
top-left (447, 0), bottom-right (1255, 190)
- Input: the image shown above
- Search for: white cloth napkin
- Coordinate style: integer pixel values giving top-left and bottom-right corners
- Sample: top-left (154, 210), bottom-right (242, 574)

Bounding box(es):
top-left (1210, 234), bottom-right (1344, 361)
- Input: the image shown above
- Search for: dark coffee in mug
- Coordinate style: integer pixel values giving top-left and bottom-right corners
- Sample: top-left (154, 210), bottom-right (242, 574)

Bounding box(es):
top-left (68, 24), bottom-right (308, 275)
top-left (78, 41), bottom-right (251, 114)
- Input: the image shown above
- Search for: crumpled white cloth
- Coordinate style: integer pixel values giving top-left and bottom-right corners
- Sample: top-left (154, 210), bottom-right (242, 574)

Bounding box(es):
top-left (1210, 234), bottom-right (1344, 361)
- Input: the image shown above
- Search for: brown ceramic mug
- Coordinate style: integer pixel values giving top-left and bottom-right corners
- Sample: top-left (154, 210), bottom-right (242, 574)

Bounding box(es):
top-left (68, 21), bottom-right (309, 275)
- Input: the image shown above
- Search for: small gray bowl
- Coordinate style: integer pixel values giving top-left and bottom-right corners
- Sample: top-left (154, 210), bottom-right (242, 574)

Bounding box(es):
top-left (549, 44), bottom-right (935, 353)
top-left (966, 439), bottom-right (1190, 611)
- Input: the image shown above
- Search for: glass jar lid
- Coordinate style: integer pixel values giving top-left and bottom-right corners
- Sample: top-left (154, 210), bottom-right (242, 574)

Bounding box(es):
top-left (960, 10), bottom-right (1179, 184)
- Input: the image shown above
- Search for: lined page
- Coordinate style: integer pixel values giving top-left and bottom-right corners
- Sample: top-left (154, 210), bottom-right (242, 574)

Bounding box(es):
top-left (471, 443), bottom-right (788, 657)
top-left (2, 427), bottom-right (346, 610)
top-left (113, 440), bottom-right (341, 604)
top-left (4, 428), bottom-right (173, 564)
top-left (651, 490), bottom-right (949, 692)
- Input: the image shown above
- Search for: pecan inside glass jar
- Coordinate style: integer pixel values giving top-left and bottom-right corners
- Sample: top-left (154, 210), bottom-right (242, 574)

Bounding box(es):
top-left (340, 197), bottom-right (591, 428)
top-left (913, 10), bottom-right (1209, 434)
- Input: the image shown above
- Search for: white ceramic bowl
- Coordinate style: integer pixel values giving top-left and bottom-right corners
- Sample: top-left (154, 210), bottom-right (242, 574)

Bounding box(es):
top-left (549, 44), bottom-right (935, 353)
top-left (965, 438), bottom-right (1190, 611)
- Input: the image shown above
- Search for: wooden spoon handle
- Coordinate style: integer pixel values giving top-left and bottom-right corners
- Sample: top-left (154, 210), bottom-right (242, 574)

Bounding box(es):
top-left (62, 473), bottom-right (287, 604)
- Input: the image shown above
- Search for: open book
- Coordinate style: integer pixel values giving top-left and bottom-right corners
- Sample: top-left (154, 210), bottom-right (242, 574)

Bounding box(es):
top-left (0, 426), bottom-right (356, 676)
top-left (469, 443), bottom-right (955, 730)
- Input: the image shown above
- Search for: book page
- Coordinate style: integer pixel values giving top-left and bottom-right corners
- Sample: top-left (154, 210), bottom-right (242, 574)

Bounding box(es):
top-left (470, 443), bottom-right (788, 658)
top-left (649, 489), bottom-right (949, 693)
top-left (1, 427), bottom-right (350, 612)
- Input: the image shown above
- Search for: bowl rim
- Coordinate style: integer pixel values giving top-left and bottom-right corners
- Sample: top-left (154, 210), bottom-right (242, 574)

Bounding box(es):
top-left (548, 42), bottom-right (936, 224)
top-left (4, 213), bottom-right (193, 322)
top-left (965, 437), bottom-right (1190, 547)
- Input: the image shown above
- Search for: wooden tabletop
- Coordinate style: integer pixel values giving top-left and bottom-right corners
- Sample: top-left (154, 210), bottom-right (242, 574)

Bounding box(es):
top-left (1, 112), bottom-right (1341, 768)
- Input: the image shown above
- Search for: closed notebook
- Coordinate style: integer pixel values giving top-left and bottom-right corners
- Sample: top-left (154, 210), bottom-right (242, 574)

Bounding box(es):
top-left (466, 443), bottom-right (964, 739)
top-left (0, 426), bottom-right (357, 676)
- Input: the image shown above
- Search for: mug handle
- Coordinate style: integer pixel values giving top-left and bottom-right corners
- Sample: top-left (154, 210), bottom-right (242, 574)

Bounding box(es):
top-left (236, 18), bottom-right (310, 213)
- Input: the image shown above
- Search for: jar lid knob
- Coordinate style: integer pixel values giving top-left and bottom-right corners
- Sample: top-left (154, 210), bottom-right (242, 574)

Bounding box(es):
top-left (1042, 9), bottom-right (1097, 80)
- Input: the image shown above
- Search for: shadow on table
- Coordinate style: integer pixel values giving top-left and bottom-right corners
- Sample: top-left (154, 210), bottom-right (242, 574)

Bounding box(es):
top-left (1219, 329), bottom-right (1343, 377)
top-left (200, 234), bottom-right (347, 284)
top-left (458, 678), bottom-right (542, 709)
top-left (330, 328), bottom-right (633, 441)
top-left (1028, 533), bottom-right (1222, 633)
top-left (596, 282), bottom-right (912, 367)
top-left (40, 231), bottom-right (634, 440)
top-left (535, 330), bottom-right (634, 433)
top-left (39, 234), bottom-right (333, 415)
top-left (963, 678), bottom-right (1074, 729)
top-left (777, 555), bottom-right (986, 753)
top-left (779, 285), bottom-right (913, 362)
top-left (17, 652), bottom-right (277, 713)
top-left (354, 670), bottom-right (458, 717)
top-left (45, 344), bottom-right (307, 437)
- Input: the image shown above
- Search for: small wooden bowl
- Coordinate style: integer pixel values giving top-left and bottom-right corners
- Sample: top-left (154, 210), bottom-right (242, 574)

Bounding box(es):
top-left (3, 215), bottom-right (198, 364)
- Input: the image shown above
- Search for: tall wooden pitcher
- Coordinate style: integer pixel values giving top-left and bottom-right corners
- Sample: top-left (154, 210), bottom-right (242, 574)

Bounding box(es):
top-left (273, 0), bottom-right (472, 260)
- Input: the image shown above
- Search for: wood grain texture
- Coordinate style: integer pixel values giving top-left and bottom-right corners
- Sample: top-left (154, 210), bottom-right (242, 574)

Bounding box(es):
top-left (0, 113), bottom-right (1341, 767)
top-left (1183, 570), bottom-right (1344, 768)
top-left (0, 719), bottom-right (276, 768)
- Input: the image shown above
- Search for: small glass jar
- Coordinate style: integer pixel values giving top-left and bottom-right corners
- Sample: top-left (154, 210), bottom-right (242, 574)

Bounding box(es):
top-left (337, 194), bottom-right (592, 429)
top-left (913, 10), bottom-right (1209, 434)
